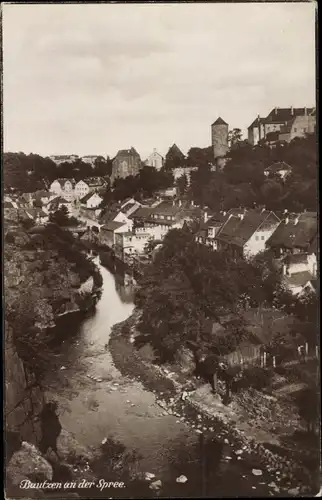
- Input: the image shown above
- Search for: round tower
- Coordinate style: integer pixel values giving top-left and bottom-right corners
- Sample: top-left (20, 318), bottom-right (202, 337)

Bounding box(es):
top-left (211, 117), bottom-right (229, 170)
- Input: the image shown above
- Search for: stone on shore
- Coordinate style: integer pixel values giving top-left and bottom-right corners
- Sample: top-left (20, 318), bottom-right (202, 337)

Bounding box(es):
top-left (149, 479), bottom-right (162, 490)
top-left (176, 475), bottom-right (188, 483)
top-left (7, 441), bottom-right (53, 486)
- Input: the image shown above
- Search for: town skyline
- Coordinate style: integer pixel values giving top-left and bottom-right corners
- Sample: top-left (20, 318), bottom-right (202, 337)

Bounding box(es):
top-left (3, 3), bottom-right (316, 158)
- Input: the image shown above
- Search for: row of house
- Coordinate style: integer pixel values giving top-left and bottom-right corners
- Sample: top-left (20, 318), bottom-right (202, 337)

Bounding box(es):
top-left (248, 106), bottom-right (316, 146)
top-left (195, 208), bottom-right (317, 296)
top-left (49, 154), bottom-right (103, 166)
top-left (49, 177), bottom-right (108, 202)
top-left (97, 198), bottom-right (203, 262)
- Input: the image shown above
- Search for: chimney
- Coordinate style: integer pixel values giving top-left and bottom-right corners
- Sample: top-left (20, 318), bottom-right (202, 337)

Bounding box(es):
top-left (178, 199), bottom-right (182, 207)
top-left (239, 213), bottom-right (244, 221)
top-left (294, 216), bottom-right (299, 225)
top-left (204, 211), bottom-right (208, 223)
top-left (285, 216), bottom-right (289, 224)
top-left (223, 211), bottom-right (227, 216)
top-left (290, 106), bottom-right (294, 115)
top-left (282, 264), bottom-right (287, 276)
top-left (284, 209), bottom-right (288, 213)
top-left (261, 207), bottom-right (266, 213)
top-left (191, 200), bottom-right (195, 207)
top-left (274, 107), bottom-right (277, 115)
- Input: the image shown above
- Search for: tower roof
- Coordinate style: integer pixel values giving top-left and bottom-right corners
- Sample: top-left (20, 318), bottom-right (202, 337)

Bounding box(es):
top-left (212, 117), bottom-right (228, 126)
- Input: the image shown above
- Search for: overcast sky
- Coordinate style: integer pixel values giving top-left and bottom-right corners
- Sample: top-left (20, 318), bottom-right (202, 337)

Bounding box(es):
top-left (3, 2), bottom-right (316, 159)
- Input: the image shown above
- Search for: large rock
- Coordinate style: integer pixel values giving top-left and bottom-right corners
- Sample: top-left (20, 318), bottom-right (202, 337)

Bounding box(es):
top-left (7, 441), bottom-right (53, 486)
top-left (56, 429), bottom-right (95, 464)
top-left (175, 347), bottom-right (196, 374)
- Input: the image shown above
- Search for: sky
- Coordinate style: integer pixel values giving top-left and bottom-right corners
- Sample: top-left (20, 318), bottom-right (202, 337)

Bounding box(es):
top-left (3, 2), bottom-right (316, 159)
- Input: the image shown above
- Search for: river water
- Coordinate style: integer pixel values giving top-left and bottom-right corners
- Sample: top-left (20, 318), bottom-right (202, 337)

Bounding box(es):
top-left (43, 260), bottom-right (281, 498)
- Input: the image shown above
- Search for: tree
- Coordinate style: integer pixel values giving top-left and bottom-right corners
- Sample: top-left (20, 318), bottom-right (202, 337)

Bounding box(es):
top-left (295, 384), bottom-right (319, 434)
top-left (186, 146), bottom-right (213, 169)
top-left (176, 174), bottom-right (188, 195)
top-left (228, 128), bottom-right (243, 149)
top-left (49, 206), bottom-right (70, 226)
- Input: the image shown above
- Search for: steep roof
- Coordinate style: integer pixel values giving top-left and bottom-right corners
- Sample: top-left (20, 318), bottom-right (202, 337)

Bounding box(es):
top-left (266, 212), bottom-right (317, 250)
top-left (34, 190), bottom-right (51, 198)
top-left (115, 147), bottom-right (140, 158)
top-left (129, 207), bottom-right (153, 219)
top-left (167, 143), bottom-right (184, 157)
top-left (101, 221), bottom-right (126, 231)
top-left (150, 201), bottom-right (182, 216)
top-left (264, 107), bottom-right (315, 124)
top-left (216, 210), bottom-right (279, 248)
top-left (80, 192), bottom-right (102, 203)
top-left (24, 208), bottom-right (48, 219)
top-left (248, 116), bottom-right (264, 129)
top-left (212, 117), bottom-right (228, 126)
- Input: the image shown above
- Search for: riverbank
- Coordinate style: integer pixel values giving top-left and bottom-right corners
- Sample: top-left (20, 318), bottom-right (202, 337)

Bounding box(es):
top-left (109, 310), bottom-right (319, 497)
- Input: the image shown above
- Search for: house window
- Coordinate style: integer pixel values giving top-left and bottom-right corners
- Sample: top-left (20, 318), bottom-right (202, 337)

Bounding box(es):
top-left (255, 235), bottom-right (259, 241)
top-left (294, 128), bottom-right (297, 132)
top-left (261, 235), bottom-right (265, 240)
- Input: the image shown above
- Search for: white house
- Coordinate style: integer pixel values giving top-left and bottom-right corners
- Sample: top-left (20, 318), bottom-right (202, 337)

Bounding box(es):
top-left (80, 192), bottom-right (103, 209)
top-left (144, 149), bottom-right (164, 171)
top-left (215, 208), bottom-right (281, 259)
top-left (74, 177), bottom-right (107, 199)
top-left (49, 179), bottom-right (75, 202)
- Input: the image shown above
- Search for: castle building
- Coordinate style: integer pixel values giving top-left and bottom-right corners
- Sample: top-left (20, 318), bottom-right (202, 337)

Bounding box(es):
top-left (211, 117), bottom-right (229, 169)
top-left (111, 147), bottom-right (142, 185)
top-left (248, 107), bottom-right (316, 146)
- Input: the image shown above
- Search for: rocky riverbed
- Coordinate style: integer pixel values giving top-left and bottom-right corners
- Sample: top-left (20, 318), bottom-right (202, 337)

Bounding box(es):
top-left (109, 311), bottom-right (319, 497)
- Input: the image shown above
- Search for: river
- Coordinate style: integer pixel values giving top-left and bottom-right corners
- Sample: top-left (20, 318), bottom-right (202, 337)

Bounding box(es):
top-left (43, 260), bottom-right (281, 498)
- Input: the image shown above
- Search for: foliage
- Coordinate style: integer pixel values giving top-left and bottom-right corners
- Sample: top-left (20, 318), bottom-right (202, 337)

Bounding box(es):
top-left (111, 166), bottom-right (174, 202)
top-left (228, 128), bottom-right (243, 149)
top-left (295, 382), bottom-right (320, 433)
top-left (188, 133), bottom-right (317, 212)
top-left (48, 206), bottom-right (81, 227)
top-left (186, 146), bottom-right (213, 169)
top-left (135, 229), bottom-right (286, 362)
top-left (5, 223), bottom-right (102, 380)
top-left (3, 152), bottom-right (112, 192)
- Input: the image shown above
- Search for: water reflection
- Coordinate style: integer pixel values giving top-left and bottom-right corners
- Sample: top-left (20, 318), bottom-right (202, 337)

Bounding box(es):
top-left (114, 272), bottom-right (135, 304)
top-left (43, 261), bottom-right (275, 498)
